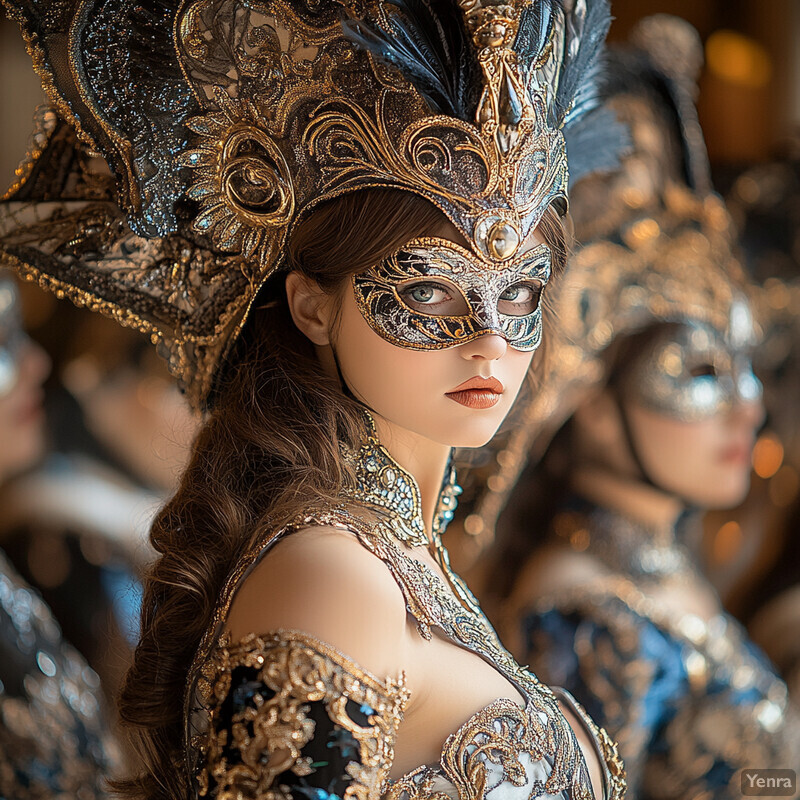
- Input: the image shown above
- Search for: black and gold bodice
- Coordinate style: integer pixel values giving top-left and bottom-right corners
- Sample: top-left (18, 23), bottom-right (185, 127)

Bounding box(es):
top-left (508, 500), bottom-right (800, 800)
top-left (0, 548), bottom-right (118, 799)
top-left (185, 425), bottom-right (626, 800)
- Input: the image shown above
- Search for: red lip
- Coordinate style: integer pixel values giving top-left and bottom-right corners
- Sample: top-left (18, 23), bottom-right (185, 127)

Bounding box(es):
top-left (446, 376), bottom-right (504, 410)
top-left (718, 441), bottom-right (754, 465)
top-left (447, 376), bottom-right (504, 394)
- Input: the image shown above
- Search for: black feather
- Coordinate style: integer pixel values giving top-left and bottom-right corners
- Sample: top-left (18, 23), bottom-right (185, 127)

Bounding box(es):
top-left (515, 1), bottom-right (555, 66)
top-left (554, 0), bottom-right (613, 127)
top-left (564, 105), bottom-right (630, 186)
top-left (341, 0), bottom-right (479, 120)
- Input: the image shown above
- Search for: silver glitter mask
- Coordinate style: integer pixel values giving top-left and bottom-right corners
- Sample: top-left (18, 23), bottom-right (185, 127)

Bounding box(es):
top-left (626, 299), bottom-right (762, 422)
top-left (0, 275), bottom-right (24, 397)
top-left (352, 237), bottom-right (552, 352)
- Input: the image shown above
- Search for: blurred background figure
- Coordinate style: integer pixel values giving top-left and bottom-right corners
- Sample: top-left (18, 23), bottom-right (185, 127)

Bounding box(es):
top-left (0, 268), bottom-right (120, 797)
top-left (453, 18), bottom-right (800, 799)
top-left (0, 297), bottom-right (200, 703)
top-left (0, 271), bottom-right (49, 484)
top-left (704, 139), bottom-right (800, 700)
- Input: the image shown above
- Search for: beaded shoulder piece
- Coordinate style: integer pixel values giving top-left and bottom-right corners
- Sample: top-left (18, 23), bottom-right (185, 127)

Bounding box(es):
top-left (193, 630), bottom-right (409, 799)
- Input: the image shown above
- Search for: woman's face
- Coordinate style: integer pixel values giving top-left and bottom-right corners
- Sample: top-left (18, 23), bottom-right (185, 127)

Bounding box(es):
top-left (621, 316), bottom-right (764, 509)
top-left (0, 279), bottom-right (50, 484)
top-left (324, 226), bottom-right (551, 448)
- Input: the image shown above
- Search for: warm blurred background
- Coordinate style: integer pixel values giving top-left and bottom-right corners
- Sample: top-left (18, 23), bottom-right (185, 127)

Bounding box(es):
top-left (1, 0), bottom-right (800, 732)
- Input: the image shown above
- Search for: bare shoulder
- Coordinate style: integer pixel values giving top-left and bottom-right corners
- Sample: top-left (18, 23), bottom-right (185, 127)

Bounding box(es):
top-left (226, 525), bottom-right (409, 676)
top-left (508, 542), bottom-right (610, 613)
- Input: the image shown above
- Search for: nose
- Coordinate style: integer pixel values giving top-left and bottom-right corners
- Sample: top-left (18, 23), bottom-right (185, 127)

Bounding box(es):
top-left (730, 392), bottom-right (765, 431)
top-left (458, 332), bottom-right (508, 361)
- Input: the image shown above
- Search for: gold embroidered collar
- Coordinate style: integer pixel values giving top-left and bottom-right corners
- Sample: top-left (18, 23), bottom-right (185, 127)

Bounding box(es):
top-left (340, 413), bottom-right (461, 549)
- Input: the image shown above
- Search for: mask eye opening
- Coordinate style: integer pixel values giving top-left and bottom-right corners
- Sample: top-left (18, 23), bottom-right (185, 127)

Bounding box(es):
top-left (394, 277), bottom-right (471, 317)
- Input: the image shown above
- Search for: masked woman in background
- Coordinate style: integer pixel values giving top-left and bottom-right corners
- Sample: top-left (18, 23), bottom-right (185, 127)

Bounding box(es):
top-left (0, 271), bottom-right (118, 797)
top-left (474, 18), bottom-right (800, 799)
top-left (0, 0), bottom-right (628, 798)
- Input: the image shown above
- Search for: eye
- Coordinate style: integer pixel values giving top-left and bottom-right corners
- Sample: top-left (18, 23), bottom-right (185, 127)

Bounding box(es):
top-left (498, 283), bottom-right (541, 316)
top-left (407, 283), bottom-right (448, 304)
top-left (690, 363), bottom-right (717, 378)
top-left (399, 281), bottom-right (469, 315)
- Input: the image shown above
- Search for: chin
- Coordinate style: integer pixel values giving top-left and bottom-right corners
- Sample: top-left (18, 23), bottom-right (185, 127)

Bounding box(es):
top-left (439, 419), bottom-right (503, 449)
top-left (687, 476), bottom-right (751, 511)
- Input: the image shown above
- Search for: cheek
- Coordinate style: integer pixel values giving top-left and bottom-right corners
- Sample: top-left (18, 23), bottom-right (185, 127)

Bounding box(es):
top-left (629, 406), bottom-right (714, 463)
top-left (333, 290), bottom-right (453, 404)
top-left (628, 406), bottom-right (752, 505)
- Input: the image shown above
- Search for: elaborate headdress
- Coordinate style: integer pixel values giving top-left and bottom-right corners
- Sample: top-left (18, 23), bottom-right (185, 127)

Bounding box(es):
top-left (455, 15), bottom-right (760, 561)
top-left (0, 0), bottom-right (621, 408)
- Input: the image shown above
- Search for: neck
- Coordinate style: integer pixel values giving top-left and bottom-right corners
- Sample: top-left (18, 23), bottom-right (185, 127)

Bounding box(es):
top-left (372, 413), bottom-right (452, 539)
top-left (570, 464), bottom-right (684, 532)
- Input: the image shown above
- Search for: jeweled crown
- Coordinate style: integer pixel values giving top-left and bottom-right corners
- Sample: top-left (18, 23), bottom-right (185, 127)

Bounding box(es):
top-left (1, 0), bottom-right (619, 407)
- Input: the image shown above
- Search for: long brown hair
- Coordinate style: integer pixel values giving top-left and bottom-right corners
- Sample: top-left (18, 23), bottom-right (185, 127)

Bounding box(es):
top-left (115, 191), bottom-right (567, 799)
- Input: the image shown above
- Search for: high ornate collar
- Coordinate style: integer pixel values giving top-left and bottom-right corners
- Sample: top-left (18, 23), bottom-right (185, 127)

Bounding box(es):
top-left (340, 413), bottom-right (461, 549)
top-left (556, 496), bottom-right (699, 581)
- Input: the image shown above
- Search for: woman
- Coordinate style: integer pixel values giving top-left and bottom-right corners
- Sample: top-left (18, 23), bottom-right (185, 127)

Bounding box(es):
top-left (475, 19), bottom-right (800, 799)
top-left (0, 270), bottom-right (118, 798)
top-left (0, 1), bottom-right (626, 798)
top-left (0, 308), bottom-right (199, 702)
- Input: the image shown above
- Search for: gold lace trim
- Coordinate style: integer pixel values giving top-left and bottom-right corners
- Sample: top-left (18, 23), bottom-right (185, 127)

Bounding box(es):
top-left (194, 630), bottom-right (409, 800)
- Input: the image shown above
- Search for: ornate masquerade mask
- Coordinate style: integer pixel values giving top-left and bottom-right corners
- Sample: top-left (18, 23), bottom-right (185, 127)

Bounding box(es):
top-left (0, 0), bottom-right (623, 407)
top-left (0, 274), bottom-right (24, 397)
top-left (624, 305), bottom-right (762, 423)
top-left (353, 237), bottom-right (551, 351)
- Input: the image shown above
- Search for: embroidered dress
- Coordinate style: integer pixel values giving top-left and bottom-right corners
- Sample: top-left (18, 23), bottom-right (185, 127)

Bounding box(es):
top-left (0, 548), bottom-right (118, 799)
top-left (186, 422), bottom-right (626, 800)
top-left (507, 501), bottom-right (800, 800)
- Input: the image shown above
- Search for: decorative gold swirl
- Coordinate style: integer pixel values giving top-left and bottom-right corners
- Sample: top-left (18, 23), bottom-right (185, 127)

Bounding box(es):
top-left (195, 630), bottom-right (409, 800)
top-left (181, 96), bottom-right (294, 270)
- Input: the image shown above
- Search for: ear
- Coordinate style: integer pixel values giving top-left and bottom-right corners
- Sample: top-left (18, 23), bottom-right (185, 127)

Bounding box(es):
top-left (285, 271), bottom-right (336, 346)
